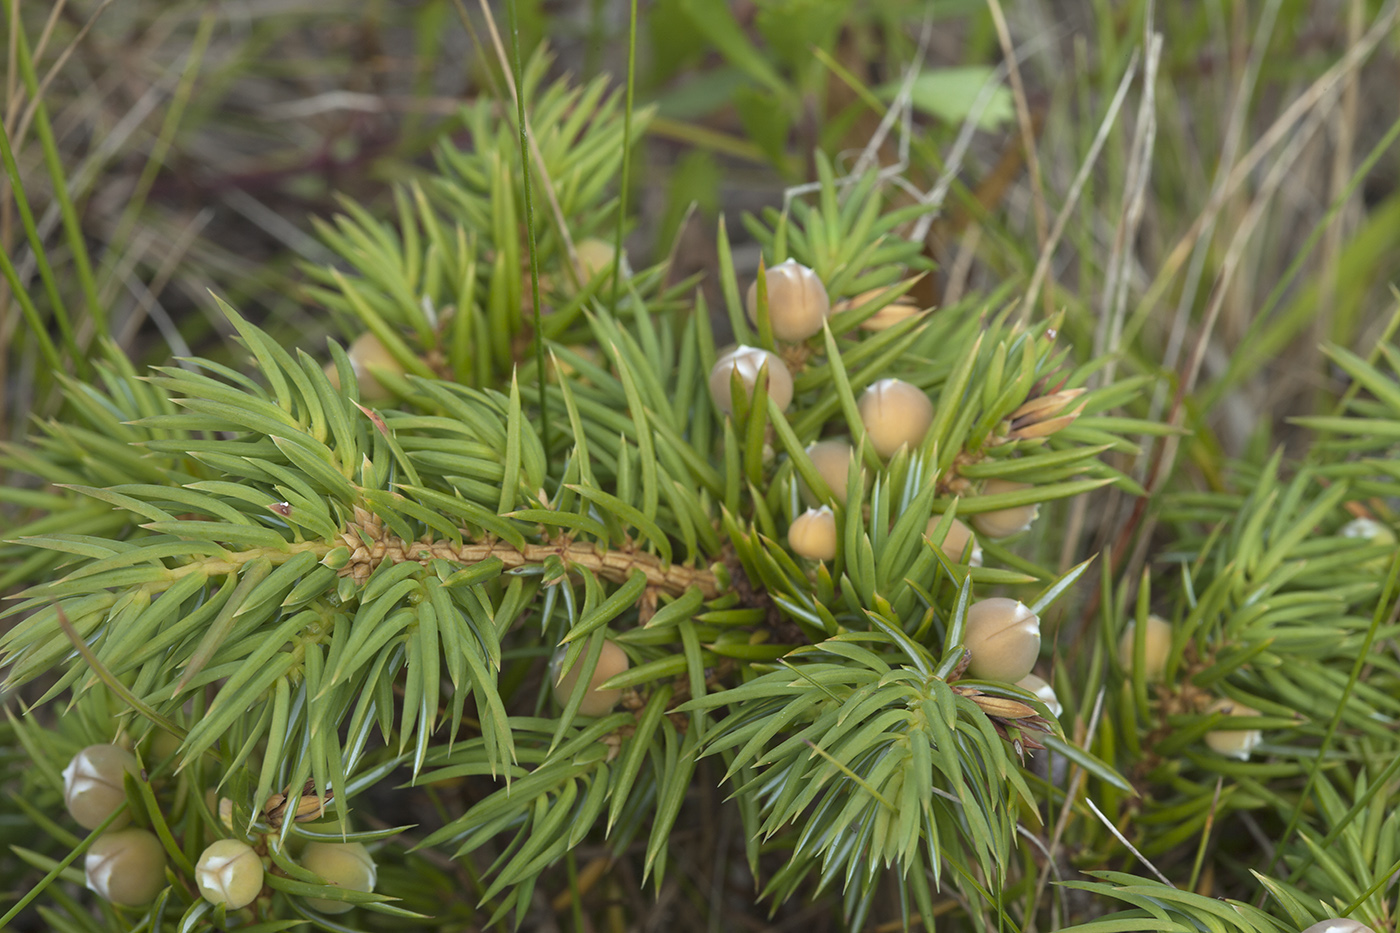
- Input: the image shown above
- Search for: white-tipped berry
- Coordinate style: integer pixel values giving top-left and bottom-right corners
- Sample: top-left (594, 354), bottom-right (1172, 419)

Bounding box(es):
top-left (85, 828), bottom-right (166, 907)
top-left (1016, 673), bottom-right (1061, 718)
top-left (196, 839), bottom-right (264, 910)
top-left (64, 745), bottom-right (139, 830)
top-left (963, 598), bottom-right (1041, 683)
top-left (802, 439), bottom-right (858, 505)
top-left (971, 479), bottom-right (1040, 538)
top-left (928, 517), bottom-right (982, 566)
top-left (789, 507), bottom-right (838, 561)
top-left (1301, 920), bottom-right (1377, 933)
top-left (1204, 698), bottom-right (1263, 760)
top-left (299, 842), bottom-right (378, 915)
top-left (1118, 615), bottom-right (1172, 682)
top-left (324, 332), bottom-right (406, 402)
top-left (858, 379), bottom-right (933, 458)
top-left (1340, 517), bottom-right (1394, 543)
top-left (708, 346), bottom-right (793, 415)
top-left (746, 259), bottom-right (830, 342)
top-left (1340, 517), bottom-right (1396, 570)
top-left (551, 641), bottom-right (630, 717)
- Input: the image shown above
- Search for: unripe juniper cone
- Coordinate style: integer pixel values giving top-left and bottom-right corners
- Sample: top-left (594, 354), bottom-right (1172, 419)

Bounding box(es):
top-left (1340, 517), bottom-right (1397, 570)
top-left (708, 345), bottom-right (793, 415)
top-left (858, 378), bottom-right (933, 458)
top-left (963, 598), bottom-right (1041, 683)
top-left (746, 259), bottom-right (830, 342)
top-left (324, 332), bottom-right (406, 403)
top-left (85, 828), bottom-right (167, 907)
top-left (144, 729), bottom-right (180, 763)
top-left (201, 790), bottom-right (235, 831)
top-left (1204, 698), bottom-right (1263, 760)
top-left (802, 438), bottom-right (858, 505)
top-left (63, 745), bottom-right (139, 830)
top-left (789, 506), bottom-right (838, 561)
top-left (196, 839), bottom-right (265, 910)
top-left (971, 479), bottom-right (1040, 538)
top-left (572, 237), bottom-right (628, 283)
top-left (1300, 921), bottom-right (1378, 933)
top-left (1118, 615), bottom-right (1172, 682)
top-left (836, 284), bottom-right (921, 332)
top-left (1339, 516), bottom-right (1394, 544)
top-left (299, 842), bottom-right (377, 915)
top-left (1016, 673), bottom-right (1061, 718)
top-left (552, 640), bottom-right (630, 716)
top-left (928, 517), bottom-right (982, 566)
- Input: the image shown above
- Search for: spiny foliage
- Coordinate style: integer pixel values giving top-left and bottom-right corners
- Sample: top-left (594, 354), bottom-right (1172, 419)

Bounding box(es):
top-left (0, 55), bottom-right (1144, 930)
top-left (3, 47), bottom-right (1398, 933)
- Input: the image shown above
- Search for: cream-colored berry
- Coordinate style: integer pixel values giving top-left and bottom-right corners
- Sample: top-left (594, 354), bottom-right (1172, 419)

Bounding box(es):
top-left (203, 789), bottom-right (236, 831)
top-left (802, 439), bottom-right (858, 505)
top-left (85, 828), bottom-right (166, 907)
top-left (789, 507), bottom-right (838, 561)
top-left (300, 842), bottom-right (377, 915)
top-left (1300, 920), bottom-right (1377, 933)
top-left (838, 286), bottom-right (922, 332)
top-left (971, 479), bottom-right (1040, 538)
top-left (573, 237), bottom-right (629, 283)
top-left (196, 839), bottom-right (264, 910)
top-left (551, 641), bottom-right (630, 717)
top-left (1016, 673), bottom-right (1061, 718)
top-left (963, 597), bottom-right (1041, 683)
top-left (63, 745), bottom-right (139, 830)
top-left (1204, 698), bottom-right (1263, 760)
top-left (1341, 517), bottom-right (1395, 543)
top-left (708, 346), bottom-right (793, 415)
top-left (928, 517), bottom-right (982, 566)
top-left (1118, 615), bottom-right (1172, 682)
top-left (324, 332), bottom-right (406, 402)
top-left (835, 284), bottom-right (923, 332)
top-left (746, 259), bottom-right (830, 342)
top-left (858, 379), bottom-right (933, 458)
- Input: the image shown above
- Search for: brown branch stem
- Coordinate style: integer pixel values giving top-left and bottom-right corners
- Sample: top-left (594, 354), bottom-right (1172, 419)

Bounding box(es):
top-left (338, 524), bottom-right (721, 599)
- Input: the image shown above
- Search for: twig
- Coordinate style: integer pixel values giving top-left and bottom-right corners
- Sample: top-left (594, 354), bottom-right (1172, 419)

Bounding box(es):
top-left (1084, 796), bottom-right (1174, 887)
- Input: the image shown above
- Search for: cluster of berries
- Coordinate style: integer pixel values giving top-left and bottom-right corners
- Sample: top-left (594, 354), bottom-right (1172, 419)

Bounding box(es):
top-left (63, 744), bottom-right (376, 913)
top-left (707, 260), bottom-right (1038, 566)
top-left (706, 261), bottom-right (1054, 700)
top-left (1117, 616), bottom-right (1265, 760)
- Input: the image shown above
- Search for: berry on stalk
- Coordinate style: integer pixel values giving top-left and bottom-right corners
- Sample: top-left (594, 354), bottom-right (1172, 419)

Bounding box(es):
top-left (196, 839), bottom-right (264, 910)
top-left (963, 598), bottom-right (1041, 683)
top-left (63, 745), bottom-right (139, 830)
top-left (858, 379), bottom-right (933, 458)
top-left (551, 641), bottom-right (630, 716)
top-left (746, 259), bottom-right (830, 341)
top-left (85, 828), bottom-right (167, 907)
top-left (789, 507), bottom-right (838, 561)
top-left (1118, 615), bottom-right (1172, 682)
top-left (708, 346), bottom-right (793, 416)
top-left (971, 479), bottom-right (1039, 538)
top-left (299, 842), bottom-right (378, 915)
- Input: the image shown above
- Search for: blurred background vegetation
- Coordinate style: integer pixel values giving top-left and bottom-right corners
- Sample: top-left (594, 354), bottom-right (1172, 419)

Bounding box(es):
top-left (8, 0), bottom-right (1393, 440)
top-left (3, 0), bottom-right (1399, 930)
